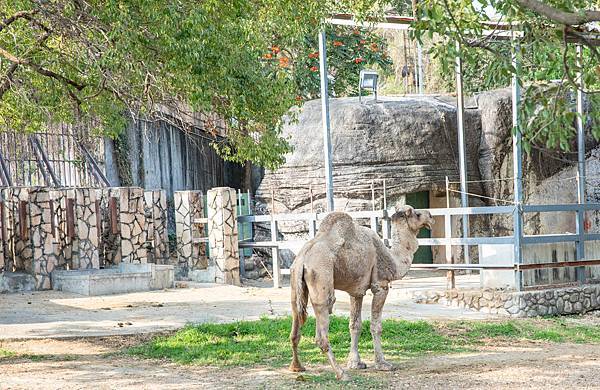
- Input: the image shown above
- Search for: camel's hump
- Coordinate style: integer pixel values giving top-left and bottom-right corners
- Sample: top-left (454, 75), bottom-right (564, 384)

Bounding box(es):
top-left (318, 212), bottom-right (356, 235)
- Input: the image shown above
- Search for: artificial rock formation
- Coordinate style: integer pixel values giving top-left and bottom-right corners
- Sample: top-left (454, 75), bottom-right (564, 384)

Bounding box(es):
top-left (257, 96), bottom-right (483, 215)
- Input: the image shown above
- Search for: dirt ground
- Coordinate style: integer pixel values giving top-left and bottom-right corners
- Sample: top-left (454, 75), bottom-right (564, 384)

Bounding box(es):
top-left (2, 275), bottom-right (597, 389)
top-left (0, 274), bottom-right (487, 340)
top-left (1, 336), bottom-right (600, 389)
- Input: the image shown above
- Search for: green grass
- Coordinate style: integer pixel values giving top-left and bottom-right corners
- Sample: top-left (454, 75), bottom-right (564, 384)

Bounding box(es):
top-left (128, 316), bottom-right (460, 367)
top-left (446, 317), bottom-right (600, 344)
top-left (128, 316), bottom-right (600, 370)
top-left (0, 349), bottom-right (15, 359)
top-left (0, 348), bottom-right (77, 362)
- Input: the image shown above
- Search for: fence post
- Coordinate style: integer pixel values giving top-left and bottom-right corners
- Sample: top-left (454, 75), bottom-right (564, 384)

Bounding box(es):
top-left (270, 188), bottom-right (281, 288)
top-left (445, 177), bottom-right (455, 289)
top-left (207, 187), bottom-right (240, 286)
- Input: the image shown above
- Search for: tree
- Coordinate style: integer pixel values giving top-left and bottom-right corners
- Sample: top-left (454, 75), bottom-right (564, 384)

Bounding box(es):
top-left (0, 0), bottom-right (327, 170)
top-left (408, 0), bottom-right (600, 153)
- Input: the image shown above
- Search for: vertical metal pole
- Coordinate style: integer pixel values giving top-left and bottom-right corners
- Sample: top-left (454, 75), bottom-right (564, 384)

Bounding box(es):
top-left (319, 30), bottom-right (335, 212)
top-left (455, 41), bottom-right (470, 265)
top-left (383, 179), bottom-right (387, 210)
top-left (417, 43), bottom-right (424, 94)
top-left (371, 180), bottom-right (375, 211)
top-left (237, 189), bottom-right (245, 278)
top-left (445, 176), bottom-right (455, 289)
top-left (511, 37), bottom-right (524, 291)
top-left (271, 188), bottom-right (280, 288)
top-left (575, 43), bottom-right (586, 283)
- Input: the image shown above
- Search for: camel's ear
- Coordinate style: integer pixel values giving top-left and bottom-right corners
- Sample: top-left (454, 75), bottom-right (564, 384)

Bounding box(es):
top-left (395, 205), bottom-right (413, 218)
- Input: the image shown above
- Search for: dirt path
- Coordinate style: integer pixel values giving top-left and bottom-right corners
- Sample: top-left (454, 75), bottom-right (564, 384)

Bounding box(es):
top-left (0, 275), bottom-right (488, 340)
top-left (2, 337), bottom-right (600, 389)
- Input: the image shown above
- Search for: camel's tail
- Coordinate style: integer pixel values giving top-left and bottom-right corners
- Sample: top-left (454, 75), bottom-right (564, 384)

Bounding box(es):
top-left (291, 263), bottom-right (308, 326)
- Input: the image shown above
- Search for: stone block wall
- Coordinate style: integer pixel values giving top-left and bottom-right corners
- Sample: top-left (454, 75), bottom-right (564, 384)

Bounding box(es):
top-left (414, 285), bottom-right (600, 317)
top-left (119, 187), bottom-right (147, 263)
top-left (174, 190), bottom-right (207, 275)
top-left (144, 190), bottom-right (169, 264)
top-left (69, 188), bottom-right (100, 269)
top-left (1, 188), bottom-right (31, 273)
top-left (97, 187), bottom-right (147, 266)
top-left (28, 187), bottom-right (62, 289)
top-left (207, 187), bottom-right (240, 285)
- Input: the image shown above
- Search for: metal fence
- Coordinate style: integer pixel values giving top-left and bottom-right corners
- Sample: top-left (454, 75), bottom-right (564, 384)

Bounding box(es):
top-left (238, 203), bottom-right (600, 290)
top-left (0, 124), bottom-right (106, 188)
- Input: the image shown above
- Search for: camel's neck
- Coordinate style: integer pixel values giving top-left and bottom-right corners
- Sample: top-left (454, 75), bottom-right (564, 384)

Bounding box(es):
top-left (388, 221), bottom-right (419, 280)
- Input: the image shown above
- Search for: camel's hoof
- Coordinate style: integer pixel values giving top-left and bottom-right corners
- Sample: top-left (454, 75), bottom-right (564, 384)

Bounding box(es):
top-left (347, 360), bottom-right (367, 370)
top-left (337, 370), bottom-right (351, 381)
top-left (374, 361), bottom-right (395, 371)
top-left (289, 364), bottom-right (306, 372)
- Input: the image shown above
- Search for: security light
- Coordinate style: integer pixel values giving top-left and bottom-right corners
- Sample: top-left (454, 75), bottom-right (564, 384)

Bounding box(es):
top-left (359, 69), bottom-right (378, 103)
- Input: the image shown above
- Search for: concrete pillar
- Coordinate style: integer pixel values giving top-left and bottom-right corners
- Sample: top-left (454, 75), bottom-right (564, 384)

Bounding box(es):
top-left (28, 187), bottom-right (61, 289)
top-left (70, 188), bottom-right (100, 269)
top-left (174, 190), bottom-right (207, 275)
top-left (207, 187), bottom-right (240, 285)
top-left (144, 190), bottom-right (169, 264)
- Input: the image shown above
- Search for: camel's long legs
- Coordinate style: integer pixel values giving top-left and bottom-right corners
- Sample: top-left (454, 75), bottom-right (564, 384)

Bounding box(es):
top-left (313, 303), bottom-right (349, 380)
top-left (289, 309), bottom-right (304, 372)
top-left (371, 285), bottom-right (393, 370)
top-left (347, 295), bottom-right (366, 369)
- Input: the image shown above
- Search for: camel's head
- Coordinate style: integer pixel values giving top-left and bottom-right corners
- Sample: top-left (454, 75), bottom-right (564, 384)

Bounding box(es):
top-left (391, 205), bottom-right (435, 232)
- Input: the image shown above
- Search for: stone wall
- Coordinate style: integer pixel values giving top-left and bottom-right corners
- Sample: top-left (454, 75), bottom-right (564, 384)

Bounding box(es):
top-left (413, 285), bottom-right (600, 317)
top-left (207, 187), bottom-right (240, 285)
top-left (0, 186), bottom-right (174, 291)
top-left (69, 188), bottom-right (100, 270)
top-left (28, 188), bottom-right (62, 289)
top-left (144, 190), bottom-right (169, 264)
top-left (97, 187), bottom-right (148, 266)
top-left (174, 190), bottom-right (207, 276)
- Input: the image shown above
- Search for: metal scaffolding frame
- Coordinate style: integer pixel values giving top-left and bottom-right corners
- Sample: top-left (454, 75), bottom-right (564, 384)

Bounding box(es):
top-left (316, 14), bottom-right (598, 291)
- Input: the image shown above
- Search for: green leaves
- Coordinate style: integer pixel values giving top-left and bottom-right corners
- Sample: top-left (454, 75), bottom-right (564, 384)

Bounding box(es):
top-left (409, 0), bottom-right (600, 154)
top-left (0, 0), bottom-right (328, 169)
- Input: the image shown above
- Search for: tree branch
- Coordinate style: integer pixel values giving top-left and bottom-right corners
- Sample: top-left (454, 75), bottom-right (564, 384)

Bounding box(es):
top-left (0, 46), bottom-right (85, 91)
top-left (0, 63), bottom-right (19, 99)
top-left (0, 10), bottom-right (38, 33)
top-left (515, 0), bottom-right (600, 25)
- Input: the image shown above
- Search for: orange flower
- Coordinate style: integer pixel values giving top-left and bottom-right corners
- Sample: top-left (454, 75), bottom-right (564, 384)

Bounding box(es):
top-left (359, 39), bottom-right (366, 45)
top-left (308, 51), bottom-right (319, 59)
top-left (333, 40), bottom-right (344, 47)
top-left (354, 57), bottom-right (363, 64)
top-left (278, 56), bottom-right (290, 68)
top-left (271, 45), bottom-right (281, 54)
top-left (310, 65), bottom-right (319, 72)
top-left (264, 53), bottom-right (273, 59)
top-left (370, 43), bottom-right (378, 51)
top-left (295, 95), bottom-right (303, 102)
top-left (353, 29), bottom-right (360, 35)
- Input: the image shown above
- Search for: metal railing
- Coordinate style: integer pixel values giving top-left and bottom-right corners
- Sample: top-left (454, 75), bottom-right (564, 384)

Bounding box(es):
top-left (237, 203), bottom-right (600, 290)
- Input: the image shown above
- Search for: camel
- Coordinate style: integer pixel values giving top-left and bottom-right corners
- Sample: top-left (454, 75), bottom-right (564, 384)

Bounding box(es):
top-left (289, 205), bottom-right (434, 380)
